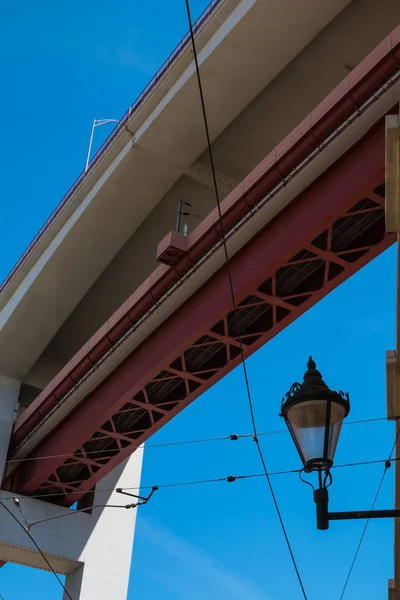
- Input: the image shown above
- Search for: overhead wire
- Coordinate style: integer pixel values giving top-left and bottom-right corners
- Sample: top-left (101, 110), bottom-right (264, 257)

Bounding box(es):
top-left (3, 415), bottom-right (389, 468)
top-left (0, 500), bottom-right (73, 600)
top-left (0, 6), bottom-right (393, 600)
top-left (26, 490), bottom-right (156, 531)
top-left (4, 432), bottom-right (264, 466)
top-left (0, 3), bottom-right (393, 592)
top-left (339, 420), bottom-right (400, 599)
top-left (1, 469), bottom-right (298, 502)
top-left (14, 500), bottom-right (29, 529)
top-left (184, 0), bottom-right (308, 596)
top-left (345, 417), bottom-right (388, 426)
top-left (0, 455), bottom-right (394, 503)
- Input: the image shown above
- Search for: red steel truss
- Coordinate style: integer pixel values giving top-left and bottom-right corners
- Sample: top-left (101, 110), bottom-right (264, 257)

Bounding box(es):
top-left (4, 118), bottom-right (394, 505)
top-left (11, 25), bottom-right (400, 454)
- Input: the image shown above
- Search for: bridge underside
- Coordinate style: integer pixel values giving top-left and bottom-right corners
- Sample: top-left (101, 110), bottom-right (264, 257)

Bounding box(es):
top-left (4, 116), bottom-right (394, 505)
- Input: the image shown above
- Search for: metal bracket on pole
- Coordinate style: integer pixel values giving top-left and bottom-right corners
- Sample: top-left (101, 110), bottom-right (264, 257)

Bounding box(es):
top-left (329, 509), bottom-right (400, 521)
top-left (314, 490), bottom-right (400, 530)
top-left (116, 486), bottom-right (158, 505)
top-left (23, 487), bottom-right (158, 531)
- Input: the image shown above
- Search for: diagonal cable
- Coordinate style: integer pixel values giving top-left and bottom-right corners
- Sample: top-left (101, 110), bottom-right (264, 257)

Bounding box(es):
top-left (184, 1), bottom-right (308, 597)
top-left (339, 421), bottom-right (400, 599)
top-left (0, 500), bottom-right (73, 600)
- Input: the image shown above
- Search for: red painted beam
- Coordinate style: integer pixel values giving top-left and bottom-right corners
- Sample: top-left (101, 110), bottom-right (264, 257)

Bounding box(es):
top-left (5, 119), bottom-right (393, 504)
top-left (11, 25), bottom-right (400, 451)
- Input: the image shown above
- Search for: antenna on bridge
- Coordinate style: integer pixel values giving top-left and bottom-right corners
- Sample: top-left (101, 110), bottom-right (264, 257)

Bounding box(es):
top-left (176, 199), bottom-right (201, 235)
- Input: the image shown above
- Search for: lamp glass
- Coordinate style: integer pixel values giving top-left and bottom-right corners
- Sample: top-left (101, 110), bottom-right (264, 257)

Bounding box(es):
top-left (286, 399), bottom-right (346, 468)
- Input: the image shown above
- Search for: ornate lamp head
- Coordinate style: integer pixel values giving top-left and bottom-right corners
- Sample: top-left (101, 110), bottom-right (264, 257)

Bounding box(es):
top-left (281, 357), bottom-right (350, 472)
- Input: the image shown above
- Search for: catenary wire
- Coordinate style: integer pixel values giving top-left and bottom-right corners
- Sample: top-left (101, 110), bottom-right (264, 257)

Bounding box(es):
top-left (3, 415), bottom-right (388, 468)
top-left (15, 501), bottom-right (29, 529)
top-left (0, 500), bottom-right (73, 600)
top-left (5, 454), bottom-right (400, 533)
top-left (26, 499), bottom-right (150, 530)
top-left (339, 421), bottom-right (400, 599)
top-left (4, 432), bottom-right (270, 466)
top-left (0, 456), bottom-right (396, 503)
top-left (0, 5), bottom-right (393, 598)
top-left (184, 1), bottom-right (308, 596)
top-left (1, 469), bottom-right (299, 502)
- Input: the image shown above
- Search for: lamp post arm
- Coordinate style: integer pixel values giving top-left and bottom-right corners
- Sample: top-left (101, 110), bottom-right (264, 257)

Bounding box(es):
top-left (314, 488), bottom-right (400, 529)
top-left (95, 119), bottom-right (119, 126)
top-left (329, 509), bottom-right (400, 521)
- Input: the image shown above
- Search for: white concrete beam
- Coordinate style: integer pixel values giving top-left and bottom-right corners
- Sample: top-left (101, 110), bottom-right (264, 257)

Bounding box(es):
top-left (132, 143), bottom-right (237, 199)
top-left (0, 0), bottom-right (356, 382)
top-left (64, 448), bottom-right (144, 599)
top-left (0, 374), bottom-right (143, 598)
top-left (0, 490), bottom-right (85, 574)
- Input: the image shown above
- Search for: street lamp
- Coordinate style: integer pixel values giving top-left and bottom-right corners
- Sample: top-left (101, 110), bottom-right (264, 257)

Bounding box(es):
top-left (281, 357), bottom-right (399, 530)
top-left (85, 118), bottom-right (119, 173)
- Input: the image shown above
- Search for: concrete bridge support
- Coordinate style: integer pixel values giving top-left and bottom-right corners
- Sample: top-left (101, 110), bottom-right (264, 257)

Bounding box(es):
top-left (63, 449), bottom-right (144, 600)
top-left (0, 379), bottom-right (143, 600)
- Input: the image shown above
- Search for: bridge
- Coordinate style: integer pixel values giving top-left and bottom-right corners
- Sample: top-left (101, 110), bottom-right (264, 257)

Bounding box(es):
top-left (1, 0), bottom-right (400, 598)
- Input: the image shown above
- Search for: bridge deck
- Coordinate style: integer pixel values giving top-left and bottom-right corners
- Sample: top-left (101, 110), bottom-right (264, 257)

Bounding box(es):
top-left (4, 24), bottom-right (400, 503)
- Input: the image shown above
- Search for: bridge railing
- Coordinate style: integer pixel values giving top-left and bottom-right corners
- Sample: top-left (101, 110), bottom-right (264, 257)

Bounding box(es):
top-left (0, 0), bottom-right (223, 295)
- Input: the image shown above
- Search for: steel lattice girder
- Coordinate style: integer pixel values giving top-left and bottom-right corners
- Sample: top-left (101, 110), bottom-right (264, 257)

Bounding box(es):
top-left (4, 120), bottom-right (394, 505)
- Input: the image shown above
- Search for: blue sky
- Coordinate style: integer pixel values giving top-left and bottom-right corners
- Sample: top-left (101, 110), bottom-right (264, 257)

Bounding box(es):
top-left (0, 1), bottom-right (397, 599)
